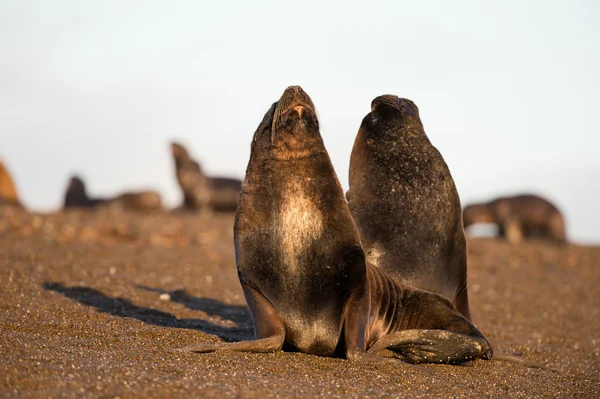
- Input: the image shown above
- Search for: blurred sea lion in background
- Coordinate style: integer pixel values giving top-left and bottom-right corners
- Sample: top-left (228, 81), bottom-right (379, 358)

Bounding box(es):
top-left (346, 95), bottom-right (471, 321)
top-left (463, 194), bottom-right (567, 244)
top-left (170, 142), bottom-right (241, 213)
top-left (63, 175), bottom-right (162, 212)
top-left (0, 159), bottom-right (24, 208)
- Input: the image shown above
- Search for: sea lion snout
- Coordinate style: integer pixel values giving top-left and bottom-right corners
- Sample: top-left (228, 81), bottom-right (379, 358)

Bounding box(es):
top-left (272, 86), bottom-right (319, 139)
top-left (278, 85), bottom-right (316, 115)
top-left (371, 95), bottom-right (418, 116)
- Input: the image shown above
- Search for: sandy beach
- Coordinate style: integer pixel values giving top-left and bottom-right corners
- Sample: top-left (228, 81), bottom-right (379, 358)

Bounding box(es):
top-left (1, 205), bottom-right (598, 398)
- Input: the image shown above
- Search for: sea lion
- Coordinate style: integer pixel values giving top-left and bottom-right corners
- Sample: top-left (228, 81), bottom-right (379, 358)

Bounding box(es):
top-left (170, 142), bottom-right (241, 213)
top-left (177, 86), bottom-right (492, 365)
top-left (170, 143), bottom-right (211, 211)
top-left (0, 159), bottom-right (23, 208)
top-left (346, 95), bottom-right (471, 321)
top-left (463, 194), bottom-right (566, 243)
top-left (63, 175), bottom-right (162, 211)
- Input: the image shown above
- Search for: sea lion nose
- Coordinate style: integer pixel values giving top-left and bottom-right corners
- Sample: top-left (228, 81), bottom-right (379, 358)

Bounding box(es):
top-left (293, 105), bottom-right (305, 117)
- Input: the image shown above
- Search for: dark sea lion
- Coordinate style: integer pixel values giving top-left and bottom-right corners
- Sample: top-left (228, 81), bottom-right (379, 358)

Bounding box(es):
top-left (0, 159), bottom-right (23, 208)
top-left (463, 194), bottom-right (566, 243)
top-left (63, 176), bottom-right (107, 208)
top-left (170, 142), bottom-right (242, 213)
top-left (63, 175), bottom-right (162, 211)
top-left (177, 86), bottom-right (492, 365)
top-left (346, 95), bottom-right (471, 320)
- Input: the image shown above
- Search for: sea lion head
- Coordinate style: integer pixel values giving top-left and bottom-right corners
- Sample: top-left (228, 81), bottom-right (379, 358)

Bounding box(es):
top-left (251, 86), bottom-right (324, 160)
top-left (462, 204), bottom-right (494, 227)
top-left (366, 95), bottom-right (424, 136)
top-left (170, 142), bottom-right (193, 167)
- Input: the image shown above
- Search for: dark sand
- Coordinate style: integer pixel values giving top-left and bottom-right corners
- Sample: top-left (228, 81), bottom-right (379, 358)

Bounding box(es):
top-left (1, 205), bottom-right (598, 398)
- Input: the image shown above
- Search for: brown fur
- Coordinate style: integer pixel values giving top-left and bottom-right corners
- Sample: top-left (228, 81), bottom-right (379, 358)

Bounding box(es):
top-left (463, 194), bottom-right (566, 243)
top-left (346, 95), bottom-right (471, 320)
top-left (177, 86), bottom-right (492, 366)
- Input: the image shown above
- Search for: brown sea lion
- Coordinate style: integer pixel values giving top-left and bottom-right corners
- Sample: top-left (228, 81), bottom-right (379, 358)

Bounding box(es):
top-left (170, 143), bottom-right (211, 211)
top-left (177, 86), bottom-right (492, 365)
top-left (170, 142), bottom-right (241, 213)
top-left (63, 175), bottom-right (162, 211)
top-left (346, 95), bottom-right (471, 321)
top-left (463, 194), bottom-right (567, 243)
top-left (0, 159), bottom-right (23, 208)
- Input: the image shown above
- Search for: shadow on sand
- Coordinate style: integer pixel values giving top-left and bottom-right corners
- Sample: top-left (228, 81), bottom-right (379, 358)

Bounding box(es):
top-left (135, 285), bottom-right (250, 325)
top-left (43, 282), bottom-right (253, 341)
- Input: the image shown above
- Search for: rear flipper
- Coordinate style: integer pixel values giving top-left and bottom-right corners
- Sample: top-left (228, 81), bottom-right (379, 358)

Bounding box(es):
top-left (367, 287), bottom-right (493, 364)
top-left (176, 335), bottom-right (284, 353)
top-left (367, 329), bottom-right (492, 364)
top-left (493, 353), bottom-right (559, 372)
top-left (175, 281), bottom-right (286, 354)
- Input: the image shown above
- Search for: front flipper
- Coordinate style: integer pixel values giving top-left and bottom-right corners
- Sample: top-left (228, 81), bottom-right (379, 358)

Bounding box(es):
top-left (367, 329), bottom-right (492, 364)
top-left (176, 281), bottom-right (286, 354)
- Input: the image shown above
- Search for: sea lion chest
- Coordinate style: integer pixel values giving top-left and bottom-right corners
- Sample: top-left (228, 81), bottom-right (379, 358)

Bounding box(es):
top-left (235, 174), bottom-right (355, 355)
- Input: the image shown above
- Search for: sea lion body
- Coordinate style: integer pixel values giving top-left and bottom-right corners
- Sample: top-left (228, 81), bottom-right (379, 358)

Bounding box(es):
top-left (463, 194), bottom-right (566, 243)
top-left (347, 95), bottom-right (471, 320)
top-left (110, 191), bottom-right (163, 212)
top-left (179, 86), bottom-right (491, 365)
top-left (63, 176), bottom-right (107, 208)
top-left (0, 160), bottom-right (23, 208)
top-left (63, 176), bottom-right (162, 212)
top-left (208, 177), bottom-right (241, 212)
top-left (171, 143), bottom-right (241, 213)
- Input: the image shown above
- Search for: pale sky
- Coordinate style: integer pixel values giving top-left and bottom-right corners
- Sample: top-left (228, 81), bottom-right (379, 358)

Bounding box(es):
top-left (1, 0), bottom-right (599, 243)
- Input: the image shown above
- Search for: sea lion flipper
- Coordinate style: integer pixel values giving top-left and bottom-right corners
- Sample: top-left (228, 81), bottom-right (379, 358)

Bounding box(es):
top-left (493, 354), bottom-right (560, 372)
top-left (176, 282), bottom-right (286, 354)
top-left (343, 291), bottom-right (432, 370)
top-left (240, 281), bottom-right (287, 340)
top-left (175, 335), bottom-right (284, 354)
top-left (369, 288), bottom-right (493, 364)
top-left (367, 329), bottom-right (492, 364)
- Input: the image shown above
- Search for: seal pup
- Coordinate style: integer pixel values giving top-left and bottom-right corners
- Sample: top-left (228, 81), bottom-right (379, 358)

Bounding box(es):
top-left (463, 194), bottom-right (566, 243)
top-left (177, 86), bottom-right (492, 365)
top-left (63, 175), bottom-right (162, 211)
top-left (0, 159), bottom-right (23, 208)
top-left (170, 142), bottom-right (241, 213)
top-left (346, 95), bottom-right (471, 320)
